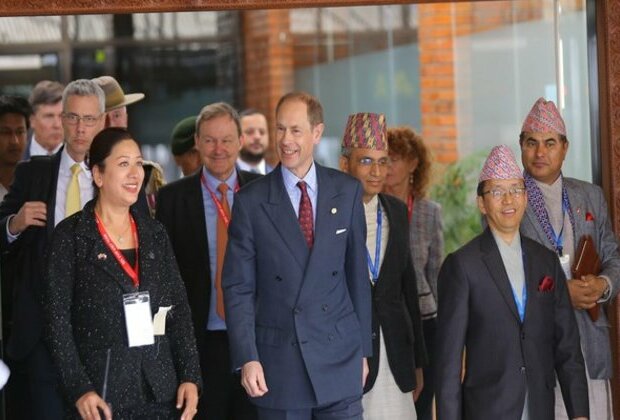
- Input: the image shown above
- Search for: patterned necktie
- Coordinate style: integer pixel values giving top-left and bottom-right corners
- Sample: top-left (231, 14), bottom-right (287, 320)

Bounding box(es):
top-left (65, 163), bottom-right (82, 217)
top-left (215, 183), bottom-right (230, 320)
top-left (297, 181), bottom-right (314, 248)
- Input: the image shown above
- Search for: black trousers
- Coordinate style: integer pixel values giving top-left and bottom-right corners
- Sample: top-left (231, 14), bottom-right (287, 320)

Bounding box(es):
top-left (197, 330), bottom-right (256, 420)
top-left (415, 318), bottom-right (437, 420)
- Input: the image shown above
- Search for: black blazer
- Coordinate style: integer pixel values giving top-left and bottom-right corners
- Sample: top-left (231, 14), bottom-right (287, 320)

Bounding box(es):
top-left (364, 194), bottom-right (427, 394)
top-left (42, 200), bottom-right (202, 411)
top-left (435, 228), bottom-right (588, 420)
top-left (155, 169), bottom-right (260, 336)
top-left (0, 153), bottom-right (60, 359)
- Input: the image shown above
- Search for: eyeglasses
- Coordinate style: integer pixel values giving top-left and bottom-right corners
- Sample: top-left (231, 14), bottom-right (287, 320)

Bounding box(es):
top-left (357, 157), bottom-right (391, 167)
top-left (62, 113), bottom-right (102, 127)
top-left (482, 187), bottom-right (526, 200)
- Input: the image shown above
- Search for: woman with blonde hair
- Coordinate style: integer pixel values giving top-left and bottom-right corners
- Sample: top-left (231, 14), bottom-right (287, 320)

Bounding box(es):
top-left (384, 126), bottom-right (444, 420)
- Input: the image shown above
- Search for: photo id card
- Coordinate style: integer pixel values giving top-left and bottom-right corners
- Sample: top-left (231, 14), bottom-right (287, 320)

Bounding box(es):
top-left (123, 292), bottom-right (155, 347)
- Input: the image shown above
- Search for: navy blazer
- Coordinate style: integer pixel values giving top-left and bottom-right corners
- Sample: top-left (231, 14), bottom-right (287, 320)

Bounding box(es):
top-left (222, 164), bottom-right (372, 410)
top-left (435, 228), bottom-right (588, 420)
top-left (42, 200), bottom-right (202, 410)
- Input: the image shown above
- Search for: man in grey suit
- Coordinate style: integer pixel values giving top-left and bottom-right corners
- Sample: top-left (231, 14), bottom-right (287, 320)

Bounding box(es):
top-left (435, 145), bottom-right (588, 420)
top-left (223, 91), bottom-right (371, 419)
top-left (519, 97), bottom-right (620, 419)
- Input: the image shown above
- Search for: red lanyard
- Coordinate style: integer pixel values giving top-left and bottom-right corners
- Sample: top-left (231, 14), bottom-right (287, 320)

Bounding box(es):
top-left (407, 194), bottom-right (415, 223)
top-left (95, 212), bottom-right (140, 287)
top-left (200, 173), bottom-right (239, 227)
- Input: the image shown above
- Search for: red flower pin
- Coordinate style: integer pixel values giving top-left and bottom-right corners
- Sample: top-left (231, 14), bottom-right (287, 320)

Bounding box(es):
top-left (538, 275), bottom-right (554, 292)
top-left (585, 212), bottom-right (594, 221)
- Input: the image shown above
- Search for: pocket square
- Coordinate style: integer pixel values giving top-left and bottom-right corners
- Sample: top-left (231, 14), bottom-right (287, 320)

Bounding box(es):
top-left (336, 228), bottom-right (347, 235)
top-left (538, 275), bottom-right (554, 292)
top-left (585, 211), bottom-right (594, 222)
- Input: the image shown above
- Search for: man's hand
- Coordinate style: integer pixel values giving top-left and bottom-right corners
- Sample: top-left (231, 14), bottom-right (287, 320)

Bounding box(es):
top-left (8, 201), bottom-right (47, 235)
top-left (362, 357), bottom-right (369, 387)
top-left (75, 391), bottom-right (112, 420)
top-left (241, 361), bottom-right (268, 397)
top-left (567, 275), bottom-right (608, 310)
top-left (412, 368), bottom-right (424, 402)
top-left (176, 382), bottom-right (199, 420)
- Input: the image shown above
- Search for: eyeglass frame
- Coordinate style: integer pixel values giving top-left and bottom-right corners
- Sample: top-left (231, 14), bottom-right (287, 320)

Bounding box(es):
top-left (61, 112), bottom-right (103, 127)
top-left (481, 186), bottom-right (526, 200)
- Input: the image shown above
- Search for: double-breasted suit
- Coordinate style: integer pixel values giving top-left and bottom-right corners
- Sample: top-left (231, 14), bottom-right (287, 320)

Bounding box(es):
top-left (520, 177), bottom-right (620, 380)
top-left (223, 164), bottom-right (372, 410)
top-left (42, 200), bottom-right (201, 414)
top-left (364, 193), bottom-right (427, 394)
top-left (435, 228), bottom-right (588, 420)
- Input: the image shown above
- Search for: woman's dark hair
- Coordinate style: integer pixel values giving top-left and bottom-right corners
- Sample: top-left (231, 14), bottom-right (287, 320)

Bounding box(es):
top-left (87, 127), bottom-right (140, 172)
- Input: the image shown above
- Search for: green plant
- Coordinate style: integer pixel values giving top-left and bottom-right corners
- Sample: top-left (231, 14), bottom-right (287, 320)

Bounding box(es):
top-left (430, 151), bottom-right (486, 255)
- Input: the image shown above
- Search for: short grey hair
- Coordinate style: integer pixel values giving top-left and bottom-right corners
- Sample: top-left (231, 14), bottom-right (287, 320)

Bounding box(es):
top-left (62, 79), bottom-right (106, 114)
top-left (196, 102), bottom-right (241, 137)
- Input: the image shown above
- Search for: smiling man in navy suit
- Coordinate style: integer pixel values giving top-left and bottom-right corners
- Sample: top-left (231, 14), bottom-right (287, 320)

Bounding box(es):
top-left (223, 91), bottom-right (371, 420)
top-left (435, 145), bottom-right (588, 420)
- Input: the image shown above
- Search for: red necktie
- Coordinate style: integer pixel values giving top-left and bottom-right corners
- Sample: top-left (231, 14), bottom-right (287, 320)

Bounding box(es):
top-left (297, 181), bottom-right (314, 248)
top-left (215, 183), bottom-right (229, 319)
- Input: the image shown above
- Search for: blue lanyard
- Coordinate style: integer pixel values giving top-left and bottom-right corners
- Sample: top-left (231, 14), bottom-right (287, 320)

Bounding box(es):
top-left (366, 204), bottom-right (382, 285)
top-left (550, 199), bottom-right (569, 256)
top-left (510, 252), bottom-right (528, 322)
top-left (511, 282), bottom-right (527, 322)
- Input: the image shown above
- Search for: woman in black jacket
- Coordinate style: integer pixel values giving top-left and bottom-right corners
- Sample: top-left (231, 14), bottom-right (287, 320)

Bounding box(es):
top-left (43, 127), bottom-right (201, 419)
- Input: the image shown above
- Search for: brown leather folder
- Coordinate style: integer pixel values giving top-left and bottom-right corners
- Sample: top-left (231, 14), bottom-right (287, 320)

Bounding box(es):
top-left (572, 235), bottom-right (601, 321)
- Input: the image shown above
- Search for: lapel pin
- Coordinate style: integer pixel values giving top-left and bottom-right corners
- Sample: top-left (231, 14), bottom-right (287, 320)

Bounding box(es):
top-left (97, 253), bottom-right (107, 261)
top-left (148, 251), bottom-right (155, 259)
top-left (331, 208), bottom-right (337, 214)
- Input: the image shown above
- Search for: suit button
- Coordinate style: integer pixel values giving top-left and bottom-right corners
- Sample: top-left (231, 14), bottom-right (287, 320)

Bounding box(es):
top-left (328, 334), bottom-right (333, 341)
top-left (294, 308), bottom-right (301, 315)
top-left (332, 271), bottom-right (338, 276)
top-left (372, 332), bottom-right (377, 339)
top-left (275, 276), bottom-right (282, 282)
top-left (322, 304), bottom-right (328, 312)
top-left (520, 366), bottom-right (526, 373)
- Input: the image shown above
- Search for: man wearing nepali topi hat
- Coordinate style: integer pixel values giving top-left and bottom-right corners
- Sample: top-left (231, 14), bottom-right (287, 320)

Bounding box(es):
top-left (519, 97), bottom-right (620, 420)
top-left (435, 145), bottom-right (588, 420)
top-left (339, 113), bottom-right (427, 420)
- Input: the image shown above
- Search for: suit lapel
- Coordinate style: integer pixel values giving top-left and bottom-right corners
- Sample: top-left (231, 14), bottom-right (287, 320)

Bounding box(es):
top-left (263, 167), bottom-right (309, 269)
top-left (374, 195), bottom-right (395, 295)
top-left (524, 205), bottom-right (549, 246)
top-left (185, 172), bottom-right (210, 268)
top-left (46, 152), bottom-right (62, 238)
top-left (564, 179), bottom-right (586, 240)
top-left (480, 228), bottom-right (521, 323)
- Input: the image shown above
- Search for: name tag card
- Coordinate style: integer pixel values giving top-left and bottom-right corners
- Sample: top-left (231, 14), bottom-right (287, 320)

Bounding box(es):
top-left (123, 292), bottom-right (155, 347)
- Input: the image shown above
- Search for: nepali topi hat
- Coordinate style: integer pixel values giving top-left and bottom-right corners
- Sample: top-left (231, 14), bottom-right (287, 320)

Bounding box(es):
top-left (341, 112), bottom-right (387, 151)
top-left (521, 97), bottom-right (566, 136)
top-left (479, 145), bottom-right (523, 183)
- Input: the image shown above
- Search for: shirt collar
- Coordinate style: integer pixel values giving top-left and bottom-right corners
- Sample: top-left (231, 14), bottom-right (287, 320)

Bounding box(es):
top-left (202, 166), bottom-right (238, 192)
top-left (282, 162), bottom-right (317, 195)
top-left (60, 147), bottom-right (91, 178)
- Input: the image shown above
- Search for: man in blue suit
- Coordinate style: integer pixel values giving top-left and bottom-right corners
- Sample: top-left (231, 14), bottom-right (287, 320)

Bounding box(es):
top-left (223, 91), bottom-right (372, 419)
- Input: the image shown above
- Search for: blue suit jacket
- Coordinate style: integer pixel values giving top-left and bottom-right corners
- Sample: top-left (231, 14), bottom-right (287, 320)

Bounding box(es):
top-left (223, 163), bottom-right (371, 410)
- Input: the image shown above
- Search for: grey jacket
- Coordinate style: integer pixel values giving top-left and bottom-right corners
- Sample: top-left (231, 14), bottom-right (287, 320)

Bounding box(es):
top-left (520, 176), bottom-right (620, 379)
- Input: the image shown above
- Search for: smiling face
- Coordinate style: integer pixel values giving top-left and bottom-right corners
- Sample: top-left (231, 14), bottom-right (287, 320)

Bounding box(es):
top-left (195, 114), bottom-right (243, 181)
top-left (340, 148), bottom-right (390, 203)
top-left (520, 131), bottom-right (568, 185)
top-left (93, 139), bottom-right (144, 208)
top-left (477, 178), bottom-right (527, 242)
top-left (275, 99), bottom-right (323, 178)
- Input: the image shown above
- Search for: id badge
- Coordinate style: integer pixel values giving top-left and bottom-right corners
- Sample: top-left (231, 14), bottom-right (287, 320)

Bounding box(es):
top-left (123, 292), bottom-right (155, 347)
top-left (559, 254), bottom-right (571, 280)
